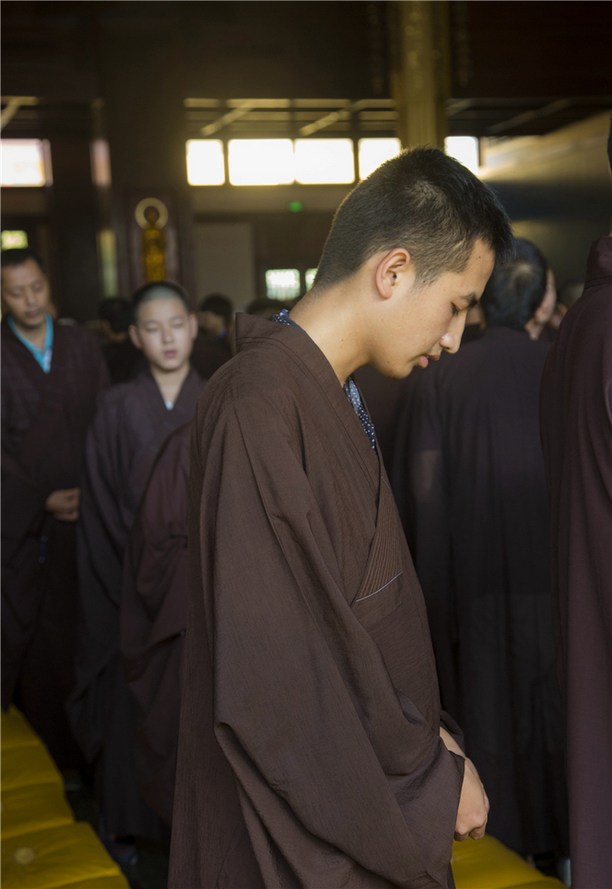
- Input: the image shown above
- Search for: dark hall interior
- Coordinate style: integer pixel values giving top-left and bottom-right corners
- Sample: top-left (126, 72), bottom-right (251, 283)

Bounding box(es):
top-left (2, 1), bottom-right (611, 321)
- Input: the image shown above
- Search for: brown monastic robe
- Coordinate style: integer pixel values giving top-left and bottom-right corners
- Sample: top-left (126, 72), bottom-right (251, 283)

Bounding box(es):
top-left (68, 369), bottom-right (204, 838)
top-left (1, 319), bottom-right (109, 768)
top-left (540, 236), bottom-right (612, 889)
top-left (190, 330), bottom-right (233, 380)
top-left (121, 422), bottom-right (192, 826)
top-left (170, 314), bottom-right (464, 889)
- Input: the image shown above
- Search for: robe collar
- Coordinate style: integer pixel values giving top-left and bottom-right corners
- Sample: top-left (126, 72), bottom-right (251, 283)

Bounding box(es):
top-left (271, 308), bottom-right (376, 450)
top-left (6, 313), bottom-right (54, 372)
top-left (234, 312), bottom-right (380, 480)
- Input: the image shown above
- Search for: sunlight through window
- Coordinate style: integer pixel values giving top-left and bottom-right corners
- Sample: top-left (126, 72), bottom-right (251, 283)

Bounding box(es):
top-left (358, 138), bottom-right (401, 179)
top-left (294, 139), bottom-right (354, 185)
top-left (444, 137), bottom-right (480, 174)
top-left (229, 140), bottom-right (294, 186)
top-left (0, 139), bottom-right (49, 187)
top-left (185, 137), bottom-right (452, 187)
top-left (305, 268), bottom-right (318, 290)
top-left (186, 140), bottom-right (225, 185)
top-left (265, 269), bottom-right (301, 300)
top-left (1, 230), bottom-right (29, 249)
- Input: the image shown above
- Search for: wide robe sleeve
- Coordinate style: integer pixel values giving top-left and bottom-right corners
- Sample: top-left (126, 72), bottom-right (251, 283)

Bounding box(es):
top-left (68, 394), bottom-right (128, 760)
top-left (1, 443), bottom-right (48, 567)
top-left (196, 392), bottom-right (464, 889)
top-left (1, 434), bottom-right (50, 707)
top-left (120, 426), bottom-right (191, 825)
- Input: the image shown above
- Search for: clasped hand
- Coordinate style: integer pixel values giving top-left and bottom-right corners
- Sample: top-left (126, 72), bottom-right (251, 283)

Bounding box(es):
top-left (439, 726), bottom-right (489, 841)
top-left (45, 487), bottom-right (80, 522)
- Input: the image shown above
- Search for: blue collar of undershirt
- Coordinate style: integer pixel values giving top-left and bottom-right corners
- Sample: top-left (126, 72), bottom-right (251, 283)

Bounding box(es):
top-left (8, 313), bottom-right (54, 373)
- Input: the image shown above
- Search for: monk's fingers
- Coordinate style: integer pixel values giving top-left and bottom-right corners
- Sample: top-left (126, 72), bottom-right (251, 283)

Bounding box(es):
top-left (56, 509), bottom-right (79, 522)
top-left (469, 826), bottom-right (487, 840)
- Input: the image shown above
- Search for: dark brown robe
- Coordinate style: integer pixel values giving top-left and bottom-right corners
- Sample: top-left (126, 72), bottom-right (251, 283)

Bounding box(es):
top-left (537, 322), bottom-right (558, 344)
top-left (392, 327), bottom-right (567, 859)
top-left (540, 236), bottom-right (612, 889)
top-left (121, 422), bottom-right (192, 826)
top-left (170, 314), bottom-right (465, 889)
top-left (190, 331), bottom-right (233, 380)
top-left (1, 319), bottom-right (109, 769)
top-left (67, 369), bottom-right (203, 837)
top-left (101, 338), bottom-right (145, 385)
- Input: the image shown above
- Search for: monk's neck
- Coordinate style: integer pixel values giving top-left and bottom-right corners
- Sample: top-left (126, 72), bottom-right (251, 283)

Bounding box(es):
top-left (289, 287), bottom-right (367, 385)
top-left (150, 361), bottom-right (190, 407)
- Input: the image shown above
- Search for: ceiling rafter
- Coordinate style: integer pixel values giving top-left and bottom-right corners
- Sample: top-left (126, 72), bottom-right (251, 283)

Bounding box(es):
top-left (1, 96), bottom-right (38, 131)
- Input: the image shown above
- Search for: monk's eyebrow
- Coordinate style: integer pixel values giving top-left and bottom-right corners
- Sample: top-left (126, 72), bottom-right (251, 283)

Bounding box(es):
top-left (463, 294), bottom-right (479, 308)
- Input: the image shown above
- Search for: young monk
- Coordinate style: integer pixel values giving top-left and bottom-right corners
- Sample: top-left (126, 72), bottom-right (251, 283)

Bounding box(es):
top-left (68, 280), bottom-right (204, 862)
top-left (169, 148), bottom-right (513, 889)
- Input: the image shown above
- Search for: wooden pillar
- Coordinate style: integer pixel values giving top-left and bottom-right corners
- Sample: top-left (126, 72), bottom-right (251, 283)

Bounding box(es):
top-left (389, 1), bottom-right (451, 150)
top-left (48, 134), bottom-right (101, 322)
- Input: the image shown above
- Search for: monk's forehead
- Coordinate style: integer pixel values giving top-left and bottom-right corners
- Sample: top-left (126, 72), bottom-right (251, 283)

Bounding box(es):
top-left (135, 289), bottom-right (190, 318)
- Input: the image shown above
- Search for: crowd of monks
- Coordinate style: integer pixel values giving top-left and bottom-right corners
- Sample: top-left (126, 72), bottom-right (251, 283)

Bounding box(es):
top-left (1, 203), bottom-right (610, 889)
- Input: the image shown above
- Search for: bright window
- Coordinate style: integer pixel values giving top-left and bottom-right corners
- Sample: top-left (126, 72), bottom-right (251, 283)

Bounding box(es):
top-left (305, 268), bottom-right (317, 290)
top-left (0, 139), bottom-right (50, 187)
top-left (294, 139), bottom-right (354, 185)
top-left (91, 139), bottom-right (112, 187)
top-left (229, 139), bottom-right (294, 186)
top-left (358, 138), bottom-right (401, 179)
top-left (186, 138), bottom-right (415, 187)
top-left (444, 137), bottom-right (480, 174)
top-left (265, 269), bottom-right (300, 300)
top-left (1, 230), bottom-right (29, 249)
top-left (186, 139), bottom-right (225, 185)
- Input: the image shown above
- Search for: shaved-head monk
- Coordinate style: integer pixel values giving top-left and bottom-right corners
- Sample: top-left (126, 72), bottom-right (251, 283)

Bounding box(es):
top-left (170, 147), bottom-right (513, 889)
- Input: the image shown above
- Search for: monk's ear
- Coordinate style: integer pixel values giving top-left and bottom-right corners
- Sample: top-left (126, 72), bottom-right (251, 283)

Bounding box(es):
top-left (375, 248), bottom-right (413, 300)
top-left (188, 313), bottom-right (198, 339)
top-left (128, 324), bottom-right (143, 351)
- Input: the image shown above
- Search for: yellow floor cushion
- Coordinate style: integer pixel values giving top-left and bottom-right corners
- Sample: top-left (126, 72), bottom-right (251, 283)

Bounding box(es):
top-left (452, 835), bottom-right (565, 889)
top-left (1, 782), bottom-right (75, 839)
top-left (1, 705), bottom-right (44, 751)
top-left (59, 878), bottom-right (130, 889)
top-left (1, 822), bottom-right (127, 889)
top-left (504, 881), bottom-right (567, 889)
top-left (1, 743), bottom-right (63, 792)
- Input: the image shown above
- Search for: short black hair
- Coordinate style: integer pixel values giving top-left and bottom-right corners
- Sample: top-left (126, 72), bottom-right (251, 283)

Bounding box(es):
top-left (1, 247), bottom-right (45, 274)
top-left (314, 146), bottom-right (513, 290)
top-left (480, 237), bottom-right (547, 330)
top-left (198, 293), bottom-right (233, 324)
top-left (98, 296), bottom-right (133, 333)
top-left (131, 280), bottom-right (193, 320)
